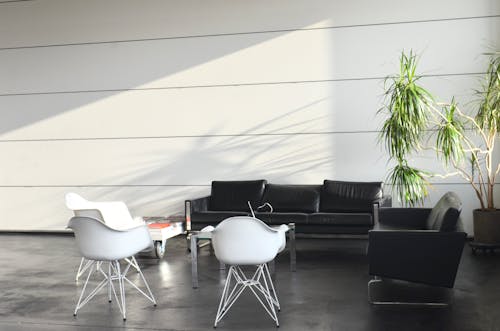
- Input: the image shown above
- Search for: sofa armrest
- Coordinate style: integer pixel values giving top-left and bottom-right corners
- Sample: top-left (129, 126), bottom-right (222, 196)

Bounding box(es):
top-left (368, 230), bottom-right (466, 288)
top-left (377, 195), bottom-right (392, 208)
top-left (185, 195), bottom-right (210, 231)
top-left (376, 207), bottom-right (431, 229)
top-left (371, 195), bottom-right (392, 226)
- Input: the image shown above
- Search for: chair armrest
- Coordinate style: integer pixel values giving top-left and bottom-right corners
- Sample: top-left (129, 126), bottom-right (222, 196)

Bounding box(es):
top-left (368, 230), bottom-right (466, 288)
top-left (185, 195), bottom-right (211, 231)
top-left (376, 207), bottom-right (432, 229)
top-left (187, 195), bottom-right (211, 212)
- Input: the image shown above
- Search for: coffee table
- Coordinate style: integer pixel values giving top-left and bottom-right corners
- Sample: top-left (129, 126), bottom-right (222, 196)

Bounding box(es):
top-left (190, 223), bottom-right (296, 288)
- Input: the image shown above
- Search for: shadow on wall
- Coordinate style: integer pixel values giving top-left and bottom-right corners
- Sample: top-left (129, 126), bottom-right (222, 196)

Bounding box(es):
top-left (0, 1), bottom-right (334, 136)
top-left (99, 97), bottom-right (335, 214)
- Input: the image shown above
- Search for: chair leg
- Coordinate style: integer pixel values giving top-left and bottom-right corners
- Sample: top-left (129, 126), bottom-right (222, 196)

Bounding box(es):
top-left (258, 265), bottom-right (279, 326)
top-left (263, 263), bottom-right (280, 310)
top-left (127, 256), bottom-right (157, 306)
top-left (120, 256), bottom-right (157, 306)
top-left (74, 257), bottom-right (156, 320)
top-left (117, 261), bottom-right (127, 320)
top-left (74, 261), bottom-right (108, 316)
top-left (75, 257), bottom-right (94, 282)
top-left (245, 265), bottom-right (279, 327)
top-left (215, 266), bottom-right (236, 327)
top-left (214, 264), bottom-right (280, 327)
top-left (108, 261), bottom-right (126, 319)
top-left (107, 262), bottom-right (112, 303)
top-left (74, 260), bottom-right (95, 316)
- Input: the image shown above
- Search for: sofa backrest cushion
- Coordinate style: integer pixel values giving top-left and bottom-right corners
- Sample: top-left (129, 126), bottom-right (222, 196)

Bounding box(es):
top-left (262, 184), bottom-right (321, 213)
top-left (210, 180), bottom-right (267, 212)
top-left (426, 192), bottom-right (462, 231)
top-left (320, 180), bottom-right (383, 213)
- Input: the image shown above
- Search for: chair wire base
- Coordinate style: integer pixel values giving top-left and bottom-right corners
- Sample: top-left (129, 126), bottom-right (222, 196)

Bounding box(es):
top-left (76, 257), bottom-right (141, 282)
top-left (74, 256), bottom-right (156, 320)
top-left (214, 263), bottom-right (280, 328)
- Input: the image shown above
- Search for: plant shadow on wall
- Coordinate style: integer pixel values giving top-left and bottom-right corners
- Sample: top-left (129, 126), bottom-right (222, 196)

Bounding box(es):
top-left (378, 50), bottom-right (500, 243)
top-left (0, 3), bottom-right (334, 136)
top-left (102, 97), bottom-right (334, 214)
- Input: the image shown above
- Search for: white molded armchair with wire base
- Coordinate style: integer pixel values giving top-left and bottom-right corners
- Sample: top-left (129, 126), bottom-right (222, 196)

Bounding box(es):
top-left (211, 216), bottom-right (288, 328)
top-left (65, 193), bottom-right (145, 280)
top-left (67, 216), bottom-right (156, 320)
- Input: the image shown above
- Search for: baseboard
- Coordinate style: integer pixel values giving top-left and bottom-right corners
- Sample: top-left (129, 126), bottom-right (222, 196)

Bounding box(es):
top-left (0, 230), bottom-right (74, 236)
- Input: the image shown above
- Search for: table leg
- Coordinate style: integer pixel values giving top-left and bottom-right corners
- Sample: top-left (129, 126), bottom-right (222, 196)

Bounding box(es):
top-left (186, 232), bottom-right (191, 252)
top-left (191, 234), bottom-right (198, 288)
top-left (289, 223), bottom-right (296, 272)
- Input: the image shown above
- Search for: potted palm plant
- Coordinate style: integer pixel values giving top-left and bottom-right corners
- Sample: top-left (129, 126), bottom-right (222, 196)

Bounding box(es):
top-left (379, 50), bottom-right (500, 243)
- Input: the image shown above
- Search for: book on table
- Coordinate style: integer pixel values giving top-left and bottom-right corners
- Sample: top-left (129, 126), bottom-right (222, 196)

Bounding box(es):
top-left (147, 223), bottom-right (172, 229)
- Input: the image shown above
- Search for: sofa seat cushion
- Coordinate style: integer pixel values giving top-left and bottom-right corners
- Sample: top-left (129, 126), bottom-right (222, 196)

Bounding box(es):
top-left (298, 224), bottom-right (371, 235)
top-left (191, 211), bottom-right (248, 225)
top-left (254, 212), bottom-right (308, 225)
top-left (308, 213), bottom-right (373, 226)
top-left (209, 180), bottom-right (266, 212)
top-left (320, 180), bottom-right (382, 213)
top-left (425, 192), bottom-right (462, 231)
top-left (262, 184), bottom-right (320, 213)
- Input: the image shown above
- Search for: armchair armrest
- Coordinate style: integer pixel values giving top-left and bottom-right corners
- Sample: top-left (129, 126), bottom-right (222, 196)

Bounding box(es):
top-left (376, 207), bottom-right (431, 230)
top-left (185, 196), bottom-right (211, 231)
top-left (368, 230), bottom-right (466, 288)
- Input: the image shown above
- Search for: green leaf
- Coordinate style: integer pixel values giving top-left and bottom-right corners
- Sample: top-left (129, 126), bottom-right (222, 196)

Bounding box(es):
top-left (388, 163), bottom-right (429, 207)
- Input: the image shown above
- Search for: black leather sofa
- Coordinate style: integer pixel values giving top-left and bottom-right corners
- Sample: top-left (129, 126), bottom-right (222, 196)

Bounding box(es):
top-left (367, 191), bottom-right (467, 305)
top-left (185, 179), bottom-right (391, 234)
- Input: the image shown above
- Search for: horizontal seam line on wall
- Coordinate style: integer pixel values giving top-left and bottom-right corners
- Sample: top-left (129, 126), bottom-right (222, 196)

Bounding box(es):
top-left (0, 72), bottom-right (485, 97)
top-left (0, 185), bottom-right (211, 188)
top-left (385, 183), bottom-right (500, 186)
top-left (0, 131), bottom-right (385, 143)
top-left (0, 14), bottom-right (498, 51)
top-left (0, 183), bottom-right (497, 188)
top-left (0, 128), bottom-right (480, 143)
top-left (0, 0), bottom-right (34, 4)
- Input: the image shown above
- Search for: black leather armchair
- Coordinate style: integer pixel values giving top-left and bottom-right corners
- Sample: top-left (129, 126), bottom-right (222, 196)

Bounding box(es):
top-left (367, 192), bottom-right (467, 305)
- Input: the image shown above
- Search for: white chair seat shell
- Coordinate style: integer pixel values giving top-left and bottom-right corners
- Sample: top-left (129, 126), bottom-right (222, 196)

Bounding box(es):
top-left (67, 216), bottom-right (152, 261)
top-left (212, 216), bottom-right (284, 266)
top-left (65, 193), bottom-right (144, 230)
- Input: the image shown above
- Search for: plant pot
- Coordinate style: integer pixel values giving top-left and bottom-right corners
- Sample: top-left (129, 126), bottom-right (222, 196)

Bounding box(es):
top-left (473, 209), bottom-right (500, 244)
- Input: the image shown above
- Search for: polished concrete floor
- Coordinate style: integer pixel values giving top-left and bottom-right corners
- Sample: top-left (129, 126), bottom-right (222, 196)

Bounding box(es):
top-left (0, 234), bottom-right (499, 331)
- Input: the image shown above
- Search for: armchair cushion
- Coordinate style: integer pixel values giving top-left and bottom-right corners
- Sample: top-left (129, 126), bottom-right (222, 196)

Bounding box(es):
top-left (320, 180), bottom-right (383, 213)
top-left (262, 184), bottom-right (320, 213)
top-left (425, 192), bottom-right (462, 231)
top-left (209, 180), bottom-right (267, 212)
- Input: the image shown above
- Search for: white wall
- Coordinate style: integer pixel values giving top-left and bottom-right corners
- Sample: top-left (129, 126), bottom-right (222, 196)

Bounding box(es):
top-left (0, 0), bottom-right (498, 232)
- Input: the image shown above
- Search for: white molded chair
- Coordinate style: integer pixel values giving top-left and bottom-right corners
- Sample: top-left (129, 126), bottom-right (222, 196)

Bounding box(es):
top-left (65, 193), bottom-right (145, 280)
top-left (211, 216), bottom-right (288, 327)
top-left (67, 216), bottom-right (156, 320)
